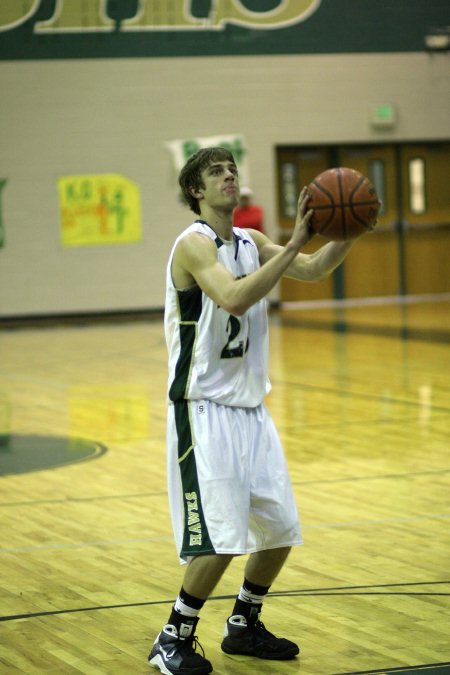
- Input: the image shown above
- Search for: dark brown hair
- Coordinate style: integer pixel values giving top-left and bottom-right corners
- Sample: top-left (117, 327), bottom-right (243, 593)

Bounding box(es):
top-left (178, 147), bottom-right (236, 215)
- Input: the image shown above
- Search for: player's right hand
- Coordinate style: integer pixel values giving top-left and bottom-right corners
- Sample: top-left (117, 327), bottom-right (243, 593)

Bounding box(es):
top-left (290, 186), bottom-right (314, 250)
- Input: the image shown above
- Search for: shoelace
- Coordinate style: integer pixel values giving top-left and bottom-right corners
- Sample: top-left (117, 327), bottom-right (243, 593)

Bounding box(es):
top-left (252, 620), bottom-right (276, 639)
top-left (179, 634), bottom-right (206, 658)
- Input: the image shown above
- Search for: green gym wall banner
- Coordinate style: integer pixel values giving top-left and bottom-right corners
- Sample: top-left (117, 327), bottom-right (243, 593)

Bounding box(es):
top-left (166, 134), bottom-right (251, 186)
top-left (0, 0), bottom-right (449, 60)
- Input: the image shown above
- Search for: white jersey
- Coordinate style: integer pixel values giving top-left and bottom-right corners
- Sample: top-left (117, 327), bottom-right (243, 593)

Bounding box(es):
top-left (165, 220), bottom-right (271, 407)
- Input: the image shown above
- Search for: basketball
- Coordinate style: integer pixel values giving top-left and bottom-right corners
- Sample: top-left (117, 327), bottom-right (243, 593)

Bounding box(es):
top-left (307, 167), bottom-right (380, 241)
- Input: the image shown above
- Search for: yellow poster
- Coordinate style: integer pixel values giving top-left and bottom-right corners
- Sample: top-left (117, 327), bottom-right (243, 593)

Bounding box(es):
top-left (59, 174), bottom-right (142, 246)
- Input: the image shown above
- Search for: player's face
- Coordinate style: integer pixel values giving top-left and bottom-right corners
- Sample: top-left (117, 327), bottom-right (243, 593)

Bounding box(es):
top-left (199, 160), bottom-right (239, 211)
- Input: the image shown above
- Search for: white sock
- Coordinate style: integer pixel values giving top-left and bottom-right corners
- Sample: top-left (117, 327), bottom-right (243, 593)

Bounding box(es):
top-left (237, 585), bottom-right (266, 605)
top-left (174, 596), bottom-right (200, 618)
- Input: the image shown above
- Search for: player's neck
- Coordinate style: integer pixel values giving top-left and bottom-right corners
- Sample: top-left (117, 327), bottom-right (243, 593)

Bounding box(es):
top-left (199, 206), bottom-right (234, 242)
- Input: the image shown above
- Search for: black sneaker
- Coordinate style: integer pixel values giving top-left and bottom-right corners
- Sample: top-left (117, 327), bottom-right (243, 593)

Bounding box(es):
top-left (148, 619), bottom-right (212, 674)
top-left (221, 614), bottom-right (299, 660)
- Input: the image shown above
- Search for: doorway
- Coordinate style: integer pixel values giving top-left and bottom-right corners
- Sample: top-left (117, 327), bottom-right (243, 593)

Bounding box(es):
top-left (276, 142), bottom-right (450, 301)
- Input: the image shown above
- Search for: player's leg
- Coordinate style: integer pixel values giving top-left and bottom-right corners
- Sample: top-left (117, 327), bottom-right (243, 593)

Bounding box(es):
top-left (244, 545), bottom-right (292, 587)
top-left (182, 552), bottom-right (234, 599)
top-left (221, 404), bottom-right (301, 661)
top-left (149, 554), bottom-right (233, 674)
top-left (150, 400), bottom-right (248, 674)
top-left (221, 547), bottom-right (299, 661)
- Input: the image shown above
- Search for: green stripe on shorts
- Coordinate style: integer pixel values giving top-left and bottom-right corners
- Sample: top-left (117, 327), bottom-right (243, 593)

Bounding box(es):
top-left (174, 400), bottom-right (215, 558)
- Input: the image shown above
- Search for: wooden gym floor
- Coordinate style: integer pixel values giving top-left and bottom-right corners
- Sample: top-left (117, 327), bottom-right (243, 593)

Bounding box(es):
top-left (0, 297), bottom-right (449, 674)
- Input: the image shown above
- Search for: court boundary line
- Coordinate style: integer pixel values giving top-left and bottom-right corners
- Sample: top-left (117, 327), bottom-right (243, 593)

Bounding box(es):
top-left (1, 513), bottom-right (449, 554)
top-left (1, 580), bottom-right (448, 623)
top-left (1, 467), bottom-right (449, 509)
top-left (334, 660), bottom-right (450, 674)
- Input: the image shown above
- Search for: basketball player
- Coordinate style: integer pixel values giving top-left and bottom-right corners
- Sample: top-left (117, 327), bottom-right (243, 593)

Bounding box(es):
top-left (149, 147), bottom-right (360, 674)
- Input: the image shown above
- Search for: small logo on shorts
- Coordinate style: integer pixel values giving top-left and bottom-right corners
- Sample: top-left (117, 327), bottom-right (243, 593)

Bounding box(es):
top-left (198, 404), bottom-right (205, 414)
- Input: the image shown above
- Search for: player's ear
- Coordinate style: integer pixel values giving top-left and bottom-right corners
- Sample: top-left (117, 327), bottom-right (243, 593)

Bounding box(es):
top-left (189, 186), bottom-right (203, 199)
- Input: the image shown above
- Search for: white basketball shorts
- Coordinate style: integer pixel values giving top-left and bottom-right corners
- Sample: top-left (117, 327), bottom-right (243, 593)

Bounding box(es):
top-left (167, 399), bottom-right (302, 563)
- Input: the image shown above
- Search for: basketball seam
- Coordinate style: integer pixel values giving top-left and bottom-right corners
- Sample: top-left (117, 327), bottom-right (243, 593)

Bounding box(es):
top-left (309, 168), bottom-right (380, 240)
top-left (350, 176), bottom-right (376, 230)
top-left (311, 180), bottom-right (336, 232)
top-left (337, 169), bottom-right (346, 240)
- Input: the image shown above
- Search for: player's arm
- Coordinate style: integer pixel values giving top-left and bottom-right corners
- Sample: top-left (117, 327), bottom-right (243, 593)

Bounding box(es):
top-left (173, 189), bottom-right (313, 317)
top-left (249, 189), bottom-right (357, 282)
top-left (173, 233), bottom-right (296, 316)
top-left (253, 232), bottom-right (356, 282)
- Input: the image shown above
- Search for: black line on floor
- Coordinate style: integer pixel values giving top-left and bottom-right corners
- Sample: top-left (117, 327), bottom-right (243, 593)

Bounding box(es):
top-left (334, 660), bottom-right (450, 674)
top-left (1, 581), bottom-right (448, 623)
top-left (0, 490), bottom-right (168, 508)
top-left (291, 467), bottom-right (450, 487)
top-left (1, 467), bottom-right (449, 509)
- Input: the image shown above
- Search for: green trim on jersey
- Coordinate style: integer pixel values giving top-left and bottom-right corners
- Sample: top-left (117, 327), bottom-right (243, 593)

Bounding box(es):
top-left (174, 400), bottom-right (215, 558)
top-left (168, 285), bottom-right (202, 402)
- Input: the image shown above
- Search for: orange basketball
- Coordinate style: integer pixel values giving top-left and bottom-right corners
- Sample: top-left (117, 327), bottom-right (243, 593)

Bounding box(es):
top-left (307, 167), bottom-right (380, 241)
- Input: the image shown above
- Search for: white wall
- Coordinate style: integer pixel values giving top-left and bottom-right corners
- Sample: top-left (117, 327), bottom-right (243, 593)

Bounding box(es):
top-left (1, 52), bottom-right (449, 316)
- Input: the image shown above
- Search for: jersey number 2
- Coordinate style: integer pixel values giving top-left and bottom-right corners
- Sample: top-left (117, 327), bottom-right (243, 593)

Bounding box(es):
top-left (221, 315), bottom-right (249, 359)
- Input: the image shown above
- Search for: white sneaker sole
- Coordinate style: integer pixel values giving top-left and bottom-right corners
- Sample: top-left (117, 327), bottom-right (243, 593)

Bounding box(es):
top-left (148, 653), bottom-right (173, 675)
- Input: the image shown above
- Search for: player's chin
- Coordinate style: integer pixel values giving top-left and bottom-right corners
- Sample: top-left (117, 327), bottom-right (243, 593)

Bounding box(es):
top-left (224, 194), bottom-right (238, 208)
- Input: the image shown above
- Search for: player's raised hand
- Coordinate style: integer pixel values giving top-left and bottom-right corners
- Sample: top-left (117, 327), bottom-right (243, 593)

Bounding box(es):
top-left (290, 186), bottom-right (314, 250)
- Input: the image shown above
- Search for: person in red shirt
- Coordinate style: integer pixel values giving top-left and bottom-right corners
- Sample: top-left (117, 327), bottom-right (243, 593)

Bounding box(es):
top-left (233, 186), bottom-right (265, 233)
